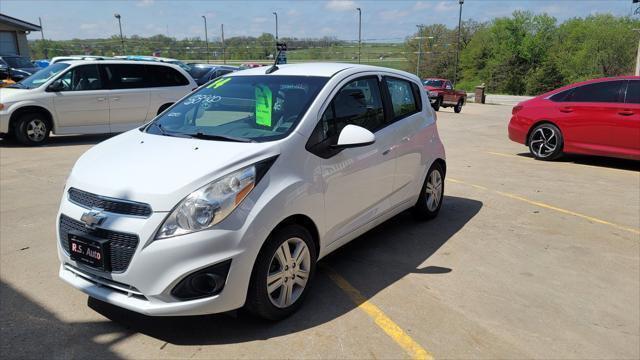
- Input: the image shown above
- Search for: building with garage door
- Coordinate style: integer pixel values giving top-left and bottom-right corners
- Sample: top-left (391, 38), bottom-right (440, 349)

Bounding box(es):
top-left (0, 13), bottom-right (41, 57)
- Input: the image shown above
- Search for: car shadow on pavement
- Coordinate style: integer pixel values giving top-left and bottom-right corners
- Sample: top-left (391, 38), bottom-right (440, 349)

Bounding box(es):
top-left (0, 133), bottom-right (115, 148)
top-left (86, 195), bottom-right (482, 346)
top-left (516, 152), bottom-right (640, 172)
top-left (0, 281), bottom-right (128, 359)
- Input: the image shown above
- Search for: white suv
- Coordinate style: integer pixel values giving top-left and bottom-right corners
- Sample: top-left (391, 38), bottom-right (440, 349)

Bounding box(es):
top-left (0, 60), bottom-right (196, 145)
top-left (56, 63), bottom-right (446, 320)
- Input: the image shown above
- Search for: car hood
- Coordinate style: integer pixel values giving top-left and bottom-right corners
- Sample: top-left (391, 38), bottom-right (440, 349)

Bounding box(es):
top-left (67, 129), bottom-right (281, 211)
top-left (0, 87), bottom-right (37, 102)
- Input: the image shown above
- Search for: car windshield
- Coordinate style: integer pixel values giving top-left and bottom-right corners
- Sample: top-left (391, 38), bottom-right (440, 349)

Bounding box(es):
top-left (4, 57), bottom-right (34, 68)
top-left (189, 67), bottom-right (213, 78)
top-left (147, 75), bottom-right (328, 142)
top-left (13, 63), bottom-right (70, 89)
top-left (423, 79), bottom-right (443, 87)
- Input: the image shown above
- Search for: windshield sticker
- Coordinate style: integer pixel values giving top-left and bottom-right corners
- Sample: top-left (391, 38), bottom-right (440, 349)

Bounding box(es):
top-left (183, 94), bottom-right (222, 106)
top-left (207, 77), bottom-right (232, 89)
top-left (255, 85), bottom-right (272, 127)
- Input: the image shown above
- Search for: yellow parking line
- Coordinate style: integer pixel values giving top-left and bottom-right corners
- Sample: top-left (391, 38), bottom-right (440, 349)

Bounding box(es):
top-left (447, 177), bottom-right (640, 236)
top-left (485, 151), bottom-right (639, 175)
top-left (323, 265), bottom-right (433, 360)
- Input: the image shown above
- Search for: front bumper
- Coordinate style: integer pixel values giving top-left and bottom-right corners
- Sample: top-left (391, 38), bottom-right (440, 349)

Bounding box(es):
top-left (57, 194), bottom-right (256, 316)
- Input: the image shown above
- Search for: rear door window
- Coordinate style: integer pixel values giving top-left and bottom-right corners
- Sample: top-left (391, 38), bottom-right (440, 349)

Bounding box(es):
top-left (57, 64), bottom-right (103, 91)
top-left (625, 80), bottom-right (639, 104)
top-left (104, 64), bottom-right (149, 89)
top-left (146, 65), bottom-right (190, 87)
top-left (568, 81), bottom-right (625, 103)
top-left (385, 77), bottom-right (420, 119)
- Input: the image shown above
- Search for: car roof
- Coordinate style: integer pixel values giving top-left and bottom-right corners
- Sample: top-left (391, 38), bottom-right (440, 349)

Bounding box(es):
top-left (424, 78), bottom-right (448, 81)
top-left (60, 59), bottom-right (183, 67)
top-left (230, 62), bottom-right (412, 78)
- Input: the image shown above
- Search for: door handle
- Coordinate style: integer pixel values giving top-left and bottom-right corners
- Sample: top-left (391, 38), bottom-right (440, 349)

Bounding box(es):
top-left (559, 107), bottom-right (574, 113)
top-left (402, 136), bottom-right (410, 143)
top-left (382, 149), bottom-right (391, 156)
top-left (96, 97), bottom-right (105, 102)
top-left (111, 97), bottom-right (120, 101)
top-left (618, 110), bottom-right (635, 116)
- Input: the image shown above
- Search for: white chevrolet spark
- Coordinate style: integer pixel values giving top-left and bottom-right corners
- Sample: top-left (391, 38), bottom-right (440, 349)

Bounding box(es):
top-left (57, 63), bottom-right (446, 320)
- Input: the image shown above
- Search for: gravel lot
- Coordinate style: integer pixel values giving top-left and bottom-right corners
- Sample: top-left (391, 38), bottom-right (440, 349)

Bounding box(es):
top-left (1, 103), bottom-right (638, 359)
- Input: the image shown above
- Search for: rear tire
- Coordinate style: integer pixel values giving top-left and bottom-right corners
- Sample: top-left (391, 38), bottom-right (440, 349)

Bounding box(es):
top-left (14, 113), bottom-right (50, 146)
top-left (528, 123), bottom-right (563, 161)
top-left (246, 224), bottom-right (317, 321)
top-left (413, 162), bottom-right (445, 220)
top-left (454, 100), bottom-right (463, 113)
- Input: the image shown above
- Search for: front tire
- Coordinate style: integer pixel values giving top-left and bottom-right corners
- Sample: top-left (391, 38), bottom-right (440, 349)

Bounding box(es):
top-left (14, 113), bottom-right (50, 146)
top-left (454, 99), bottom-right (463, 113)
top-left (413, 162), bottom-right (445, 220)
top-left (432, 97), bottom-right (442, 111)
top-left (246, 224), bottom-right (317, 320)
top-left (528, 123), bottom-right (563, 160)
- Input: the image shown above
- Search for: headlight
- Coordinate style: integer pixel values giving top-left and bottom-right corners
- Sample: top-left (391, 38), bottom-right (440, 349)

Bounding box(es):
top-left (156, 165), bottom-right (256, 239)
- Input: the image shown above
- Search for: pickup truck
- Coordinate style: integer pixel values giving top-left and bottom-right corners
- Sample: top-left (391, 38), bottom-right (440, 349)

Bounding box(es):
top-left (422, 78), bottom-right (467, 113)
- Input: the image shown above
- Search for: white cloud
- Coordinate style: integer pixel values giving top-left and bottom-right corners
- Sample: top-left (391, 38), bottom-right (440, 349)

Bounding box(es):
top-left (434, 1), bottom-right (456, 12)
top-left (80, 23), bottom-right (99, 30)
top-left (413, 1), bottom-right (430, 11)
top-left (325, 0), bottom-right (357, 12)
top-left (252, 16), bottom-right (268, 23)
top-left (379, 10), bottom-right (409, 21)
top-left (136, 0), bottom-right (154, 7)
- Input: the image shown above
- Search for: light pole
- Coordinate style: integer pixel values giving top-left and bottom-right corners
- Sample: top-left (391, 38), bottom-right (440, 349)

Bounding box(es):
top-left (453, 0), bottom-right (464, 87)
top-left (202, 15), bottom-right (209, 63)
top-left (114, 13), bottom-right (125, 54)
top-left (416, 25), bottom-right (424, 77)
top-left (273, 12), bottom-right (278, 60)
top-left (221, 24), bottom-right (226, 64)
top-left (356, 7), bottom-right (362, 63)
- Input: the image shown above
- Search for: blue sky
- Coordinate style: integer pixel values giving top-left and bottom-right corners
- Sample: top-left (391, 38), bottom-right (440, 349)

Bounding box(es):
top-left (2, 0), bottom-right (636, 42)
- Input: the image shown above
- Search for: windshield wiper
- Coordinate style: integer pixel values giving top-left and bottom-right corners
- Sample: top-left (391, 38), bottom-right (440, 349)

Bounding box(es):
top-left (186, 132), bottom-right (254, 143)
top-left (147, 122), bottom-right (190, 138)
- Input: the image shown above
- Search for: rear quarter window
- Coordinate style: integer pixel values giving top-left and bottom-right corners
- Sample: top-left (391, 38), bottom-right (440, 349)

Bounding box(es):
top-left (625, 80), bottom-right (639, 104)
top-left (146, 65), bottom-right (190, 87)
top-left (385, 77), bottom-right (421, 119)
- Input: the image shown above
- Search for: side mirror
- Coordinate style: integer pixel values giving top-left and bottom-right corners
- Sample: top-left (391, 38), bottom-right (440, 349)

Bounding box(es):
top-left (331, 124), bottom-right (375, 149)
top-left (47, 79), bottom-right (64, 92)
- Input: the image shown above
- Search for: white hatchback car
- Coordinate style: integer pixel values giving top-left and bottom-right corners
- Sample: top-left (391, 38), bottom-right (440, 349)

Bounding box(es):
top-left (0, 60), bottom-right (196, 145)
top-left (56, 63), bottom-right (446, 320)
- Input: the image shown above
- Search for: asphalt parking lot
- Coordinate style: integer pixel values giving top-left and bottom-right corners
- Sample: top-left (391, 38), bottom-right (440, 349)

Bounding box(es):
top-left (1, 103), bottom-right (638, 359)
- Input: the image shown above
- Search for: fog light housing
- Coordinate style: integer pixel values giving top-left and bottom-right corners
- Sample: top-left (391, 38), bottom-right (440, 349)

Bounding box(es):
top-left (171, 259), bottom-right (231, 300)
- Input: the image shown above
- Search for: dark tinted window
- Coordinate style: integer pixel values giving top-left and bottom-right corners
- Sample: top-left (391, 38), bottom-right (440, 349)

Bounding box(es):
top-left (189, 67), bottom-right (212, 78)
top-left (57, 64), bottom-right (103, 91)
top-left (147, 65), bottom-right (190, 87)
top-left (385, 77), bottom-right (420, 119)
top-left (625, 80), bottom-right (639, 104)
top-left (104, 64), bottom-right (149, 89)
top-left (549, 89), bottom-right (572, 102)
top-left (568, 81), bottom-right (624, 103)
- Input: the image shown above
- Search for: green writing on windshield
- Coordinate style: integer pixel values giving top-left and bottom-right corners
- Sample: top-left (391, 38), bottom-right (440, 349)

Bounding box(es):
top-left (255, 84), bottom-right (272, 127)
top-left (207, 77), bottom-right (232, 89)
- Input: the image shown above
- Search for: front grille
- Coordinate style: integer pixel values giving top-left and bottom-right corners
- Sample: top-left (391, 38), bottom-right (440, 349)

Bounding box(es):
top-left (59, 214), bottom-right (139, 272)
top-left (68, 188), bottom-right (152, 217)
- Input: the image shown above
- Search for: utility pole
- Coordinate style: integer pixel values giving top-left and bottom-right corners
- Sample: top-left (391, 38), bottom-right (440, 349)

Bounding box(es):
top-left (202, 15), bottom-right (209, 63)
top-left (221, 24), bottom-right (226, 64)
top-left (453, 0), bottom-right (464, 87)
top-left (273, 12), bottom-right (278, 61)
top-left (114, 13), bottom-right (125, 54)
top-left (38, 17), bottom-right (47, 58)
top-left (634, 29), bottom-right (640, 76)
top-left (416, 25), bottom-right (424, 77)
top-left (356, 7), bottom-right (362, 63)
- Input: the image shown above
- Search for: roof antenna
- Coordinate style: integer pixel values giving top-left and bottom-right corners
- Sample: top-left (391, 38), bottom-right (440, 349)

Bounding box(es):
top-left (266, 42), bottom-right (286, 74)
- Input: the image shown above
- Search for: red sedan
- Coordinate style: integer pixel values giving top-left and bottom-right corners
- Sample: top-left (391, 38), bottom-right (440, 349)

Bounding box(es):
top-left (508, 76), bottom-right (639, 161)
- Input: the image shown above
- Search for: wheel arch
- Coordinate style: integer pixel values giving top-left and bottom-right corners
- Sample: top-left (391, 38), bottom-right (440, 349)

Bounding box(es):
top-left (9, 105), bottom-right (55, 134)
top-left (269, 214), bottom-right (320, 256)
top-left (433, 158), bottom-right (447, 176)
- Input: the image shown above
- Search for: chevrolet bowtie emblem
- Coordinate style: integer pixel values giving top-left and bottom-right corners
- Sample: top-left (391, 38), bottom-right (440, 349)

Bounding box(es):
top-left (80, 210), bottom-right (106, 229)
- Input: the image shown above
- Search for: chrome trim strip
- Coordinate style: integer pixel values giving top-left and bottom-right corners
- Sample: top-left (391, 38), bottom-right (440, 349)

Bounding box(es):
top-left (64, 264), bottom-right (146, 298)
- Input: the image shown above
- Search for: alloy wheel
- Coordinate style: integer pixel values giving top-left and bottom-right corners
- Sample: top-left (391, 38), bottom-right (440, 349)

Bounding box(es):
top-left (425, 169), bottom-right (443, 212)
top-left (267, 237), bottom-right (311, 308)
top-left (26, 119), bottom-right (47, 142)
top-left (530, 126), bottom-right (557, 158)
